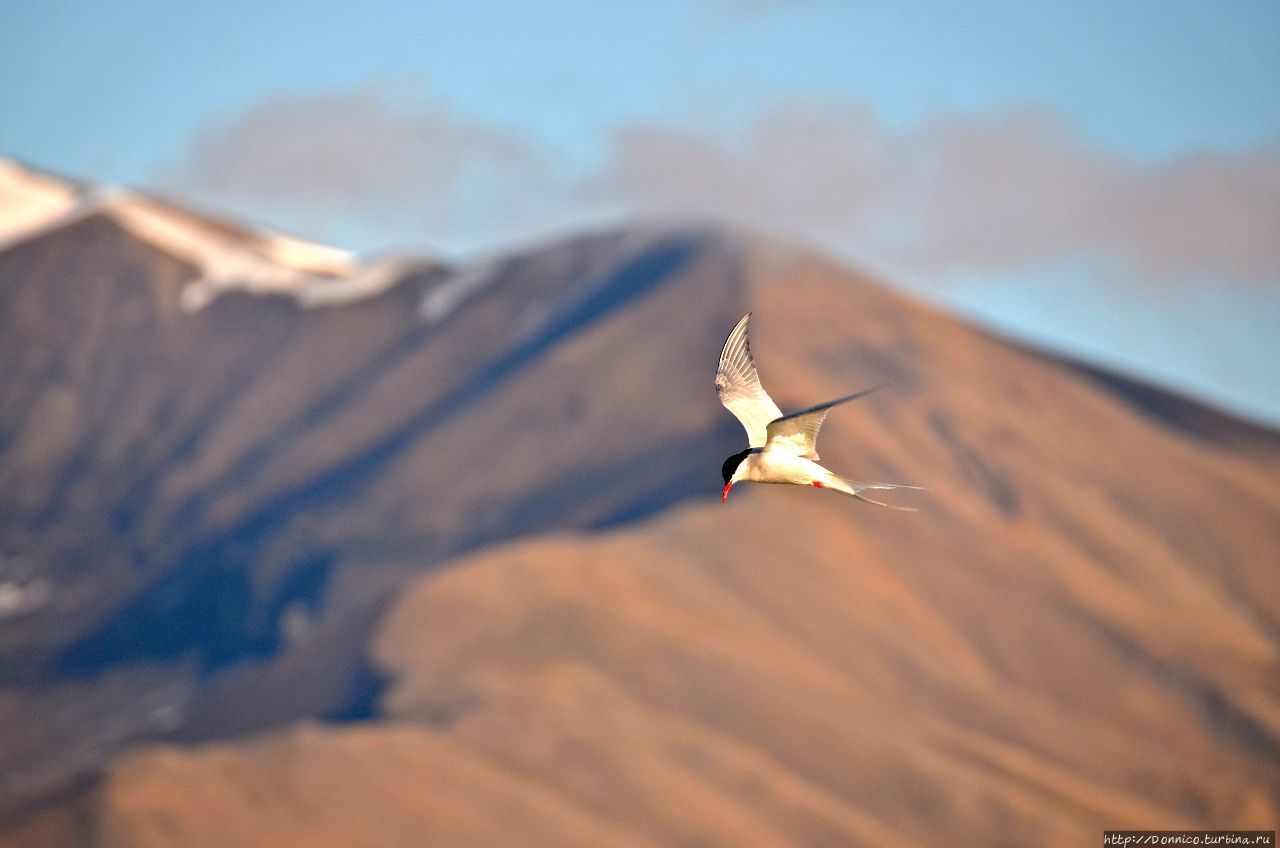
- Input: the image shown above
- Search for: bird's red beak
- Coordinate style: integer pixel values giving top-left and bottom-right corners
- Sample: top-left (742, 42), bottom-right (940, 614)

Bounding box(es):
top-left (722, 482), bottom-right (733, 504)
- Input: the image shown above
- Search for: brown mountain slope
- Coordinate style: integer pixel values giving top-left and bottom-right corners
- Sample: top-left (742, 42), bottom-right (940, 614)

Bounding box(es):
top-left (92, 245), bottom-right (1280, 847)
top-left (1, 194), bottom-right (786, 817)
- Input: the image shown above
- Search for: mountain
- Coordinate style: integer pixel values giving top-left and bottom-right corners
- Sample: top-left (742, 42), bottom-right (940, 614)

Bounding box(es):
top-left (0, 158), bottom-right (762, 815)
top-left (1, 159), bottom-right (1277, 846)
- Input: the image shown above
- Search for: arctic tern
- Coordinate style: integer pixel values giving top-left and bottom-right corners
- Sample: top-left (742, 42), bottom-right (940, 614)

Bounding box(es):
top-left (716, 312), bottom-right (921, 509)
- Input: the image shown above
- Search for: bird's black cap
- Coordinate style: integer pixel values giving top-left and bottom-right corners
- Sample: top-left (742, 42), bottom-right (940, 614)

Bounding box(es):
top-left (721, 449), bottom-right (750, 484)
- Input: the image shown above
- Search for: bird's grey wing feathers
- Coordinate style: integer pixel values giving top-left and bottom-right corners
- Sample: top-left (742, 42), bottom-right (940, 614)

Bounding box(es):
top-left (716, 312), bottom-right (782, 447)
top-left (763, 383), bottom-right (888, 460)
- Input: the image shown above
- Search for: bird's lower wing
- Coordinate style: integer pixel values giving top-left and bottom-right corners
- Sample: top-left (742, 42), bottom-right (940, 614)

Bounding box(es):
top-left (763, 408), bottom-right (829, 460)
top-left (764, 384), bottom-right (888, 460)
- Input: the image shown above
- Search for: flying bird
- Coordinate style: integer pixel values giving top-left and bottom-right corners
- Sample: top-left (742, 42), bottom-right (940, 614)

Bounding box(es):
top-left (716, 312), bottom-right (921, 509)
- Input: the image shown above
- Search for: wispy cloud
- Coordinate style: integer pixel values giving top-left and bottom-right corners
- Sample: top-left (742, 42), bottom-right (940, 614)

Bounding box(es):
top-left (161, 85), bottom-right (1280, 286)
top-left (157, 83), bottom-right (559, 250)
top-left (590, 104), bottom-right (1280, 287)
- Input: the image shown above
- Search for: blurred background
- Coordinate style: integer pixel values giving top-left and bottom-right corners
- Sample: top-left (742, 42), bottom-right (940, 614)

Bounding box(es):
top-left (1, 2), bottom-right (1278, 846)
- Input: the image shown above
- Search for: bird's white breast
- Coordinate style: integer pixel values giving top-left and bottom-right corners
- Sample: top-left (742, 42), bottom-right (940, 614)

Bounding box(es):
top-left (743, 450), bottom-right (825, 486)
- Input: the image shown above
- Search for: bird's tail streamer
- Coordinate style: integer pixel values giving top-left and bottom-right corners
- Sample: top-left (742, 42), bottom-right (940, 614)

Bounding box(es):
top-left (827, 474), bottom-right (925, 511)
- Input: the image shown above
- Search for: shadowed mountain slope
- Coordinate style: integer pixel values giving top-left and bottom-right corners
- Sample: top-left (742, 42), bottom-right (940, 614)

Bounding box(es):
top-left (0, 187), bottom-right (756, 814)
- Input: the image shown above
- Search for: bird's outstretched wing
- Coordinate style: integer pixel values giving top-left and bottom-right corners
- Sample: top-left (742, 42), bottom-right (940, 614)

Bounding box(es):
top-left (715, 312), bottom-right (782, 447)
top-left (763, 384), bottom-right (887, 460)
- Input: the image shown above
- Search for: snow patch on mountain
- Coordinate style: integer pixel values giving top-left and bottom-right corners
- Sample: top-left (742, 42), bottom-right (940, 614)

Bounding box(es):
top-left (419, 261), bottom-right (500, 324)
top-left (0, 157), bottom-right (421, 311)
top-left (0, 159), bottom-right (81, 248)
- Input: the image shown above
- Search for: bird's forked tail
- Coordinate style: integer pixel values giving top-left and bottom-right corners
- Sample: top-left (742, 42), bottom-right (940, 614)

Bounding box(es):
top-left (821, 473), bottom-right (925, 511)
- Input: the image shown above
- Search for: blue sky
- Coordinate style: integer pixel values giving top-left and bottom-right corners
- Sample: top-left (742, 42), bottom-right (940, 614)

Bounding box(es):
top-left (3, 0), bottom-right (1279, 422)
